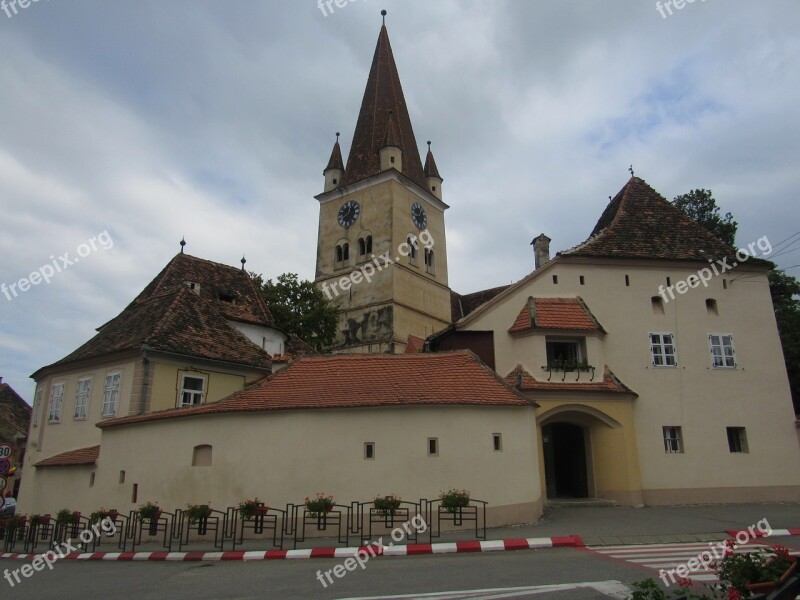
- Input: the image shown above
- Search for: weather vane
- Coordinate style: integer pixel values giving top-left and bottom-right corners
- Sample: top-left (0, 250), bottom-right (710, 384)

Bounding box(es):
top-left (629, 165), bottom-right (635, 177)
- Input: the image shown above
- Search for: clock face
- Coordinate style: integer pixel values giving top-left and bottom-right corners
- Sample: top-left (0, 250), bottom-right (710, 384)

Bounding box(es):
top-left (337, 200), bottom-right (360, 228)
top-left (411, 202), bottom-right (427, 229)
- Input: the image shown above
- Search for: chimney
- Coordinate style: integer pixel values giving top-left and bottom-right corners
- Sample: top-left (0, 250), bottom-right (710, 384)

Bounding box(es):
top-left (531, 234), bottom-right (551, 270)
top-left (271, 354), bottom-right (292, 374)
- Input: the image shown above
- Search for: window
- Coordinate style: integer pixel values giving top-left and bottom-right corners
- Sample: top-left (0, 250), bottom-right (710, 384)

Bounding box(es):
top-left (427, 438), bottom-right (438, 456)
top-left (709, 334), bottom-right (736, 368)
top-left (364, 442), bottom-right (375, 460)
top-left (132, 483), bottom-right (138, 503)
top-left (651, 296), bottom-right (665, 315)
top-left (179, 374), bottom-right (206, 407)
top-left (545, 338), bottom-right (584, 367)
top-left (74, 377), bottom-right (91, 420)
top-left (723, 278), bottom-right (728, 290)
top-left (358, 235), bottom-right (373, 261)
top-left (407, 236), bottom-right (418, 265)
top-left (493, 434), bottom-right (503, 452)
top-left (625, 275), bottom-right (630, 287)
top-left (102, 373), bottom-right (121, 417)
top-left (89, 472), bottom-right (96, 487)
top-left (119, 470), bottom-right (126, 484)
top-left (552, 275), bottom-right (558, 284)
top-left (579, 275), bottom-right (585, 286)
top-left (48, 383), bottom-right (65, 423)
top-left (706, 298), bottom-right (718, 316)
top-left (663, 426), bottom-right (683, 454)
top-left (335, 243), bottom-right (349, 268)
top-left (650, 333), bottom-right (677, 367)
top-left (32, 387), bottom-right (42, 427)
top-left (666, 277), bottom-right (671, 287)
top-left (424, 248), bottom-right (435, 274)
top-left (192, 444), bottom-right (213, 467)
top-left (727, 427), bottom-right (748, 453)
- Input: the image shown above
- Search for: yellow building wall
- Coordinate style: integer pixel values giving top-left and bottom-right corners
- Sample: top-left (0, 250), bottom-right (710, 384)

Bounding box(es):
top-left (149, 362), bottom-right (250, 413)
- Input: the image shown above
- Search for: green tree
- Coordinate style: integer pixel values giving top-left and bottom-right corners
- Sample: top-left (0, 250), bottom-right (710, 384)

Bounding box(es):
top-left (672, 189), bottom-right (738, 246)
top-left (252, 273), bottom-right (338, 353)
top-left (673, 189), bottom-right (800, 415)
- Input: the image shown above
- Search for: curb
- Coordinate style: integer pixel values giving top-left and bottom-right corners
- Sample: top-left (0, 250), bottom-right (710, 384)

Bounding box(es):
top-left (0, 535), bottom-right (584, 562)
top-left (726, 528), bottom-right (800, 539)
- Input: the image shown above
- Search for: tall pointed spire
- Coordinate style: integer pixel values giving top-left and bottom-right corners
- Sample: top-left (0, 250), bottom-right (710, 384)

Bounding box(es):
top-left (324, 132), bottom-right (345, 173)
top-left (423, 141), bottom-right (441, 179)
top-left (342, 13), bottom-right (426, 189)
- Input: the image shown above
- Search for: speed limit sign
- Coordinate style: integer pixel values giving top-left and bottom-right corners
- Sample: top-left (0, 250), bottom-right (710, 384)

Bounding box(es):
top-left (0, 477), bottom-right (8, 493)
top-left (0, 444), bottom-right (11, 459)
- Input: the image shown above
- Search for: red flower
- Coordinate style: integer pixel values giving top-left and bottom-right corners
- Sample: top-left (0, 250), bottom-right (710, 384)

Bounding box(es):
top-left (772, 544), bottom-right (790, 558)
top-left (676, 577), bottom-right (692, 588)
top-left (727, 589), bottom-right (742, 600)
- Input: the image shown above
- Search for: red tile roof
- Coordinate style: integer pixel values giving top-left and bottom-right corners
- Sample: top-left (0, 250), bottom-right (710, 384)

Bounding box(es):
top-left (324, 134), bottom-right (345, 173)
top-left (451, 285), bottom-right (511, 322)
top-left (563, 177), bottom-right (771, 265)
top-left (509, 298), bottom-right (603, 333)
top-left (43, 285), bottom-right (271, 372)
top-left (35, 445), bottom-right (100, 467)
top-left (405, 335), bottom-right (425, 353)
top-left (505, 365), bottom-right (635, 395)
top-left (127, 253), bottom-right (274, 327)
top-left (98, 351), bottom-right (531, 429)
top-left (340, 24), bottom-right (427, 190)
top-left (424, 144), bottom-right (442, 179)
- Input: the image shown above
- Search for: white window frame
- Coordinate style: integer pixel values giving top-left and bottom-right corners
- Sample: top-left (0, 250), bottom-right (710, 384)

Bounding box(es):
top-left (74, 377), bottom-right (92, 420)
top-left (48, 383), bottom-right (65, 423)
top-left (709, 333), bottom-right (736, 369)
top-left (662, 426), bottom-right (683, 454)
top-left (102, 372), bottom-right (121, 417)
top-left (178, 373), bottom-right (206, 407)
top-left (650, 332), bottom-right (677, 367)
top-left (32, 387), bottom-right (43, 427)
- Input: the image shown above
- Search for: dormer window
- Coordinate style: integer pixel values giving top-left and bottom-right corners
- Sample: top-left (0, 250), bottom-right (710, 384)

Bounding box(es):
top-left (218, 292), bottom-right (236, 304)
top-left (184, 281), bottom-right (201, 295)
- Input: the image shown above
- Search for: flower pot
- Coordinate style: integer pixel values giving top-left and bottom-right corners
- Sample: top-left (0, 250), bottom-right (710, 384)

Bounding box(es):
top-left (745, 557), bottom-right (797, 594)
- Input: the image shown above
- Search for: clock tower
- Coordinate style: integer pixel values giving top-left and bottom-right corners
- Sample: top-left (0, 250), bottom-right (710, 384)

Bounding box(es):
top-left (314, 15), bottom-right (452, 353)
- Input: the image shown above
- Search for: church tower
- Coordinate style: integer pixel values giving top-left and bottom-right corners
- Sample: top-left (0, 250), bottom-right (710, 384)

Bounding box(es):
top-left (314, 13), bottom-right (451, 353)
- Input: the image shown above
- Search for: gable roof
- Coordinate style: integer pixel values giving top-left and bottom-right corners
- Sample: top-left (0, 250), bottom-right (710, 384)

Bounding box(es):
top-left (126, 253), bottom-right (274, 327)
top-left (35, 445), bottom-right (100, 467)
top-left (98, 351), bottom-right (532, 429)
top-left (562, 177), bottom-right (767, 263)
top-left (340, 23), bottom-right (427, 190)
top-left (505, 365), bottom-right (636, 395)
top-left (509, 297), bottom-right (604, 333)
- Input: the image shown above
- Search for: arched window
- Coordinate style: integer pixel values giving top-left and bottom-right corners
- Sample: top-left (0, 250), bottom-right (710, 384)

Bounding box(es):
top-left (425, 248), bottom-right (435, 274)
top-left (407, 236), bottom-right (418, 265)
top-left (335, 245), bottom-right (343, 263)
top-left (192, 444), bottom-right (212, 467)
top-left (358, 238), bottom-right (366, 257)
top-left (365, 235), bottom-right (372, 254)
top-left (342, 243), bottom-right (349, 261)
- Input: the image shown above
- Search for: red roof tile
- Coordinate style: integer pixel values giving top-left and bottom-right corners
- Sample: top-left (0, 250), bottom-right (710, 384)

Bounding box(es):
top-left (505, 365), bottom-right (635, 395)
top-left (98, 352), bottom-right (531, 429)
top-left (509, 298), bottom-right (603, 333)
top-left (35, 445), bottom-right (100, 467)
top-left (405, 335), bottom-right (425, 353)
top-left (340, 24), bottom-right (427, 190)
top-left (563, 177), bottom-right (771, 265)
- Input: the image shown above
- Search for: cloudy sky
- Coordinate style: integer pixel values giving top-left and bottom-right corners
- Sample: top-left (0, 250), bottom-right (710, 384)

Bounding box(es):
top-left (1, 0), bottom-right (798, 402)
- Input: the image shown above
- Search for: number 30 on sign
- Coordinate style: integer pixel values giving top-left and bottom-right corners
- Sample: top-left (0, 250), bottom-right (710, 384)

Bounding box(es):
top-left (0, 444), bottom-right (12, 459)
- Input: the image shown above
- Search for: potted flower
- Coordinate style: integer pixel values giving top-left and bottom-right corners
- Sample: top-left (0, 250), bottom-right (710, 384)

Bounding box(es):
top-left (238, 498), bottom-right (267, 520)
top-left (138, 501), bottom-right (161, 521)
top-left (29, 514), bottom-right (47, 526)
top-left (5, 514), bottom-right (26, 532)
top-left (89, 508), bottom-right (112, 524)
top-left (305, 493), bottom-right (334, 517)
top-left (717, 542), bottom-right (797, 596)
top-left (55, 509), bottom-right (80, 526)
top-left (185, 503), bottom-right (212, 525)
top-left (373, 495), bottom-right (402, 516)
top-left (439, 488), bottom-right (470, 513)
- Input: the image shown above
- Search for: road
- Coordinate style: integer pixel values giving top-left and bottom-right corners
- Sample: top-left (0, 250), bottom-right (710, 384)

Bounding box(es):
top-left (2, 538), bottom-right (798, 599)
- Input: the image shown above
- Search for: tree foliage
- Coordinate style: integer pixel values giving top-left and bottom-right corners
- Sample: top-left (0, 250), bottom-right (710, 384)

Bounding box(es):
top-left (672, 189), bottom-right (738, 246)
top-left (673, 189), bottom-right (800, 414)
top-left (252, 273), bottom-right (338, 353)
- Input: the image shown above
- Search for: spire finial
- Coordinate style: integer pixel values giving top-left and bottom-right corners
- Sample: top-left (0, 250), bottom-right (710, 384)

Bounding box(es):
top-left (241, 255), bottom-right (247, 271)
top-left (427, 140), bottom-right (432, 149)
top-left (381, 9), bottom-right (386, 25)
top-left (180, 237), bottom-right (186, 253)
top-left (335, 131), bottom-right (340, 142)
top-left (629, 164), bottom-right (635, 177)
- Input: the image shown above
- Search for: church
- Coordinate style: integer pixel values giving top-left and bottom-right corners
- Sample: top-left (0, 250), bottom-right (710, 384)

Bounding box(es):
top-left (17, 16), bottom-right (800, 526)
